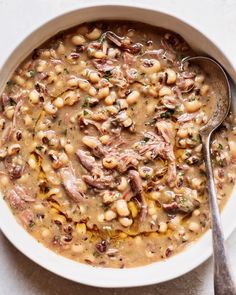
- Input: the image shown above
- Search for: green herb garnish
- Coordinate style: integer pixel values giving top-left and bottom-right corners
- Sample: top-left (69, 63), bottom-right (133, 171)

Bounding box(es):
top-left (9, 97), bottom-right (17, 106)
top-left (29, 70), bottom-right (36, 77)
top-left (218, 143), bottom-right (223, 150)
top-left (29, 221), bottom-right (35, 228)
top-left (35, 145), bottom-right (43, 151)
top-left (83, 110), bottom-right (89, 116)
top-left (82, 96), bottom-right (90, 108)
top-left (64, 68), bottom-right (69, 74)
top-left (160, 109), bottom-right (174, 118)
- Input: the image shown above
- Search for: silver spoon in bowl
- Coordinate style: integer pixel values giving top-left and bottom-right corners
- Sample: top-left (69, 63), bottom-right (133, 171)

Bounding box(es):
top-left (183, 56), bottom-right (236, 295)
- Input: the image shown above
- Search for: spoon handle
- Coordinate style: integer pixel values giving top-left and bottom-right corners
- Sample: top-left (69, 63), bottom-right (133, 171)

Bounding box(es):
top-left (202, 134), bottom-right (236, 295)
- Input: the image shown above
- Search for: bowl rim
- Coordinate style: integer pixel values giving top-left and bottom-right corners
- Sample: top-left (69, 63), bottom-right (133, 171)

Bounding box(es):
top-left (0, 2), bottom-right (236, 288)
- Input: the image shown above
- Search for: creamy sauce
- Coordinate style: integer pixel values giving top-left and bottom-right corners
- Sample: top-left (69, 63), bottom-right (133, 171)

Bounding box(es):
top-left (0, 21), bottom-right (236, 268)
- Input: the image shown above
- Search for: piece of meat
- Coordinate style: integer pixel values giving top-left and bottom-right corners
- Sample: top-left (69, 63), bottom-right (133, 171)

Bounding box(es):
top-left (59, 166), bottom-right (86, 203)
top-left (0, 124), bottom-right (13, 147)
top-left (128, 170), bottom-right (147, 221)
top-left (82, 174), bottom-right (114, 190)
top-left (178, 112), bottom-right (198, 123)
top-left (78, 116), bottom-right (103, 134)
top-left (141, 49), bottom-right (164, 59)
top-left (163, 195), bottom-right (200, 214)
top-left (7, 185), bottom-right (35, 209)
top-left (161, 96), bottom-right (177, 109)
top-left (76, 149), bottom-right (103, 177)
top-left (92, 58), bottom-right (115, 72)
top-left (19, 209), bottom-right (34, 227)
top-left (156, 120), bottom-right (175, 146)
top-left (117, 149), bottom-right (143, 173)
top-left (106, 31), bottom-right (143, 54)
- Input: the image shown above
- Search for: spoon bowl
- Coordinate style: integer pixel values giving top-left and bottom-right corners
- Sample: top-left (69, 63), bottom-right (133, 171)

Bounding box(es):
top-left (183, 56), bottom-right (236, 295)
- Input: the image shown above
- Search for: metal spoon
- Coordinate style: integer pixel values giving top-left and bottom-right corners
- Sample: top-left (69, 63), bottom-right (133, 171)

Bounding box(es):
top-left (183, 56), bottom-right (236, 295)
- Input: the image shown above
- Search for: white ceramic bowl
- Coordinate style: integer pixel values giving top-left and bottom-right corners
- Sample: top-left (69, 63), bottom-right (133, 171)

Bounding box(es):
top-left (0, 3), bottom-right (236, 288)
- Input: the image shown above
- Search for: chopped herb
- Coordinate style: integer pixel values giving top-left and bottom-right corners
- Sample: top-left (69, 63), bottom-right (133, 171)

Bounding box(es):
top-left (143, 137), bottom-right (150, 142)
top-left (29, 70), bottom-right (36, 77)
top-left (218, 143), bottom-right (223, 150)
top-left (64, 68), bottom-right (69, 74)
top-left (97, 34), bottom-right (105, 43)
top-left (35, 145), bottom-right (43, 151)
top-left (217, 159), bottom-right (225, 167)
top-left (185, 151), bottom-right (191, 157)
top-left (62, 129), bottom-right (67, 136)
top-left (83, 110), bottom-right (89, 116)
top-left (191, 134), bottom-right (200, 143)
top-left (58, 119), bottom-right (62, 126)
top-left (6, 80), bottom-right (15, 88)
top-left (93, 251), bottom-right (101, 257)
top-left (140, 72), bottom-right (145, 76)
top-left (104, 70), bottom-right (112, 79)
top-left (9, 97), bottom-right (17, 106)
top-left (82, 96), bottom-right (90, 108)
top-left (29, 221), bottom-right (35, 228)
top-left (160, 109), bottom-right (174, 118)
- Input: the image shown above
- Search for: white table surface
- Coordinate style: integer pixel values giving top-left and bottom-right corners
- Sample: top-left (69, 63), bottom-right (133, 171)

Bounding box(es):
top-left (1, 0), bottom-right (236, 294)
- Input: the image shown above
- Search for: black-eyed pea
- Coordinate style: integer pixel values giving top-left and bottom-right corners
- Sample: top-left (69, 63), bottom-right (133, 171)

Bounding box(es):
top-left (191, 177), bottom-right (202, 189)
top-left (158, 222), bottom-right (168, 233)
top-left (53, 97), bottom-right (64, 108)
top-left (86, 28), bottom-right (102, 40)
top-left (41, 228), bottom-right (51, 238)
top-left (102, 156), bottom-right (118, 169)
top-left (138, 166), bottom-right (154, 179)
top-left (98, 87), bottom-right (110, 99)
top-left (166, 68), bottom-right (177, 84)
top-left (93, 51), bottom-right (106, 59)
top-left (88, 86), bottom-right (97, 96)
top-left (106, 106), bottom-right (119, 115)
top-left (59, 152), bottom-right (69, 165)
top-left (229, 140), bottom-right (236, 159)
top-left (99, 135), bottom-right (110, 145)
top-left (89, 72), bottom-right (100, 83)
top-left (104, 95), bottom-right (116, 106)
top-left (140, 59), bottom-right (161, 74)
top-left (0, 149), bottom-right (7, 160)
top-left (55, 64), bottom-right (64, 74)
top-left (188, 222), bottom-right (200, 232)
top-left (57, 43), bottom-right (66, 55)
top-left (0, 175), bottom-right (9, 186)
top-left (8, 144), bottom-right (20, 156)
top-left (5, 106), bottom-right (15, 120)
top-left (177, 128), bottom-right (188, 138)
top-left (24, 114), bottom-right (33, 126)
top-left (82, 136), bottom-right (99, 149)
top-left (105, 210), bottom-right (117, 221)
top-left (126, 90), bottom-right (140, 105)
top-left (14, 75), bottom-right (25, 86)
top-left (67, 77), bottom-right (79, 87)
top-left (193, 209), bottom-right (200, 217)
top-left (195, 74), bottom-right (205, 84)
top-left (184, 100), bottom-right (202, 113)
top-left (71, 244), bottom-right (84, 254)
top-left (200, 84), bottom-right (209, 96)
top-left (29, 90), bottom-right (40, 104)
top-left (159, 86), bottom-right (171, 97)
top-left (44, 101), bottom-right (58, 115)
top-left (128, 201), bottom-right (138, 218)
top-left (64, 143), bottom-right (74, 155)
top-left (36, 60), bottom-right (47, 72)
top-left (0, 118), bottom-right (5, 129)
top-left (119, 217), bottom-right (133, 227)
top-left (115, 199), bottom-right (130, 217)
top-left (71, 35), bottom-right (86, 46)
top-left (28, 154), bottom-right (37, 169)
top-left (97, 213), bottom-right (105, 223)
top-left (149, 191), bottom-right (161, 201)
top-left (76, 223), bottom-right (87, 235)
top-left (117, 177), bottom-right (128, 192)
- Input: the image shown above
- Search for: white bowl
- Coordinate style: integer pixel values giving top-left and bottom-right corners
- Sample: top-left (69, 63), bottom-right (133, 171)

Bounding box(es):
top-left (0, 3), bottom-right (236, 288)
